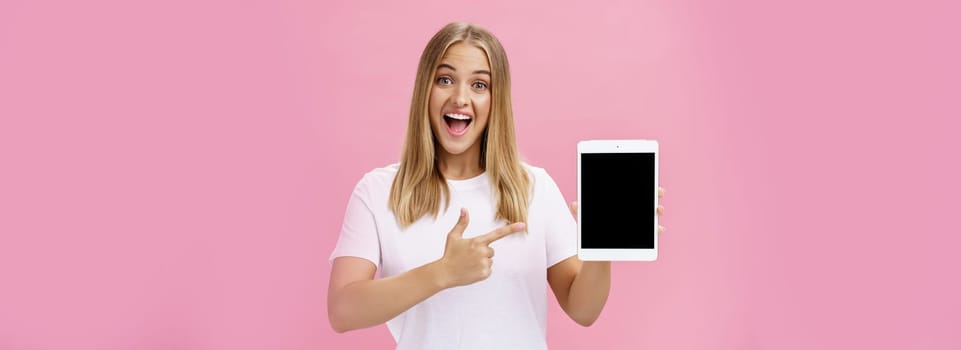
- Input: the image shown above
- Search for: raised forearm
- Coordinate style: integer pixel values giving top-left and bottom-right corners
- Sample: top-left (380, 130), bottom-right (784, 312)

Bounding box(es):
top-left (328, 261), bottom-right (446, 333)
top-left (567, 261), bottom-right (611, 326)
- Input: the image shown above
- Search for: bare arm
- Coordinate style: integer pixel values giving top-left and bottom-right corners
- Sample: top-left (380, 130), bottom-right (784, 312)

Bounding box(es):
top-left (548, 257), bottom-right (611, 327)
top-left (548, 188), bottom-right (666, 327)
top-left (327, 208), bottom-right (526, 333)
top-left (328, 257), bottom-right (446, 333)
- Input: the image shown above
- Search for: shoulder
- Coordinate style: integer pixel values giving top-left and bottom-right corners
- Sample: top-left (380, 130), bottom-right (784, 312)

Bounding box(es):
top-left (521, 162), bottom-right (570, 216)
top-left (521, 162), bottom-right (553, 182)
top-left (520, 162), bottom-right (559, 193)
top-left (521, 162), bottom-right (544, 176)
top-left (351, 163), bottom-right (400, 200)
top-left (358, 163), bottom-right (399, 186)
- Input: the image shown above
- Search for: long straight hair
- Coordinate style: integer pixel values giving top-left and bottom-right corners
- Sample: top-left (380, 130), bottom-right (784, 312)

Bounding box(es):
top-left (389, 22), bottom-right (530, 228)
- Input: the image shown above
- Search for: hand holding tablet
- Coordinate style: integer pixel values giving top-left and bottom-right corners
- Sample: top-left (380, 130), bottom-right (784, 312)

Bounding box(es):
top-left (577, 140), bottom-right (660, 261)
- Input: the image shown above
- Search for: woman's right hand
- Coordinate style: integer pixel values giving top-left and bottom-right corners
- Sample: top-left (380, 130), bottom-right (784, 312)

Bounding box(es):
top-left (435, 208), bottom-right (526, 288)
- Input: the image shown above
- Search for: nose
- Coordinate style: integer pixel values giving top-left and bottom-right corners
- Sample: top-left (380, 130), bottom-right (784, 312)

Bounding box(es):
top-left (452, 83), bottom-right (469, 107)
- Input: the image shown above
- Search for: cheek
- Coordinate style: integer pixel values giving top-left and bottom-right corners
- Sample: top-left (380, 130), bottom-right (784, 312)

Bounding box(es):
top-left (474, 97), bottom-right (491, 130)
top-left (428, 89), bottom-right (443, 116)
top-left (475, 94), bottom-right (491, 115)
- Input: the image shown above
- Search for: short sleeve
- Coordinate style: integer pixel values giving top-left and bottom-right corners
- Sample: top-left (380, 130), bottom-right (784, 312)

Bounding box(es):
top-left (537, 169), bottom-right (577, 267)
top-left (328, 176), bottom-right (381, 268)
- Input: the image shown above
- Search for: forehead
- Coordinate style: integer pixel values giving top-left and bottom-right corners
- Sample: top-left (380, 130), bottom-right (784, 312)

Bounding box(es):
top-left (439, 42), bottom-right (490, 71)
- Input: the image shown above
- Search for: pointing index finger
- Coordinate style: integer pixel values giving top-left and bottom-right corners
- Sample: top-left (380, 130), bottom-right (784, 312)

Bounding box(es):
top-left (476, 222), bottom-right (526, 245)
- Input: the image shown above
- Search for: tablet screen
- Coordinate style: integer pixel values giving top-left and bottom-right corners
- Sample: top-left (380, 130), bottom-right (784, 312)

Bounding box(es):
top-left (581, 152), bottom-right (656, 249)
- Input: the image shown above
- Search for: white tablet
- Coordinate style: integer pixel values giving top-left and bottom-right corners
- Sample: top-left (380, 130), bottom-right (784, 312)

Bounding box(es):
top-left (577, 140), bottom-right (659, 261)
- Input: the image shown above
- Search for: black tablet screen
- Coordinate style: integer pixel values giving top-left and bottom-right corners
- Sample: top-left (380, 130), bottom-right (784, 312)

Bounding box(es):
top-left (580, 152), bottom-right (656, 249)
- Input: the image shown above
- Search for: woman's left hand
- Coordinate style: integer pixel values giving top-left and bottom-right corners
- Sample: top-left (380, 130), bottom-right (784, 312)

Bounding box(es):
top-left (569, 186), bottom-right (666, 234)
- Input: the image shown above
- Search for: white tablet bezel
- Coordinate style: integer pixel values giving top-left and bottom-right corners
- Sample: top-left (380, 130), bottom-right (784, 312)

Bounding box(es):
top-left (577, 139), bottom-right (659, 261)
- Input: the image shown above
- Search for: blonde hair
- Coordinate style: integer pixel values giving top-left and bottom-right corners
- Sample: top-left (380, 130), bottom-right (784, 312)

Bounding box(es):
top-left (389, 22), bottom-right (530, 228)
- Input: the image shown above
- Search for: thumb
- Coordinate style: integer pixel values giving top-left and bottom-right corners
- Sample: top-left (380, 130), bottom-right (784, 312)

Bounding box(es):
top-left (448, 208), bottom-right (470, 238)
top-left (569, 201), bottom-right (578, 218)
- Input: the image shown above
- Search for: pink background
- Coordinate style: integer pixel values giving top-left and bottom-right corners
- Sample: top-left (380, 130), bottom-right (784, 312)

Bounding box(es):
top-left (1, 0), bottom-right (958, 349)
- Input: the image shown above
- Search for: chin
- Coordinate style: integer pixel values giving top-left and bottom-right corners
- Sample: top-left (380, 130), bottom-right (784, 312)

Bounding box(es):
top-left (438, 142), bottom-right (468, 155)
top-left (438, 137), bottom-right (478, 156)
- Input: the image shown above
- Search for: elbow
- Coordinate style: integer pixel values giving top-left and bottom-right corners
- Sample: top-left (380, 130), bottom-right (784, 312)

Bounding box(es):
top-left (328, 311), bottom-right (348, 333)
top-left (573, 314), bottom-right (599, 327)
top-left (329, 320), bottom-right (349, 334)
top-left (330, 324), bottom-right (347, 334)
top-left (328, 303), bottom-right (355, 333)
top-left (566, 307), bottom-right (600, 327)
top-left (561, 301), bottom-right (603, 327)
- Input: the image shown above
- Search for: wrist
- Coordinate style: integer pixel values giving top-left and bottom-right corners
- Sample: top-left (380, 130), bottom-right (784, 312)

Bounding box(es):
top-left (425, 259), bottom-right (451, 290)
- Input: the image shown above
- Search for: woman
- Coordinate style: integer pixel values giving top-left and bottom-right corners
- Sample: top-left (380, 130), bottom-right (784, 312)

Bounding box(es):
top-left (328, 22), bottom-right (666, 349)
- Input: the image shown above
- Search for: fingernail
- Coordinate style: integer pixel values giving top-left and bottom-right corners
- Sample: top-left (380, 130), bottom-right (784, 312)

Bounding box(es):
top-left (514, 223), bottom-right (526, 230)
top-left (460, 208), bottom-right (466, 217)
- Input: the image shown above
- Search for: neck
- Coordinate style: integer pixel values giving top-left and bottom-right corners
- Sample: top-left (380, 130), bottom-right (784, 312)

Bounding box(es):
top-left (437, 144), bottom-right (483, 180)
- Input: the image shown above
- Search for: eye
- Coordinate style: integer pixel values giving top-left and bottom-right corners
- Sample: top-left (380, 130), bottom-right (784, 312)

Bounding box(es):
top-left (436, 76), bottom-right (453, 86)
top-left (472, 81), bottom-right (489, 91)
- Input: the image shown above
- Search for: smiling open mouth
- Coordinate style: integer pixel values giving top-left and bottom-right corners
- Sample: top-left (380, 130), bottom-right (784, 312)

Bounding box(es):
top-left (443, 113), bottom-right (473, 136)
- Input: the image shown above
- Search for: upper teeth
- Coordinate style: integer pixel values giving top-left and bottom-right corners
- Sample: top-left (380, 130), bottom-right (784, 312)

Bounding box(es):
top-left (446, 113), bottom-right (471, 120)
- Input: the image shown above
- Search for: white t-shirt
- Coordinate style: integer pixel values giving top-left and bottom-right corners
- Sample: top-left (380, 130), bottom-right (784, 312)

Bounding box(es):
top-left (329, 163), bottom-right (577, 350)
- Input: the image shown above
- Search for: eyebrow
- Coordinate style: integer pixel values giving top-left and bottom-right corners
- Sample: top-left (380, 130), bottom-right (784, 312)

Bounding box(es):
top-left (437, 63), bottom-right (491, 76)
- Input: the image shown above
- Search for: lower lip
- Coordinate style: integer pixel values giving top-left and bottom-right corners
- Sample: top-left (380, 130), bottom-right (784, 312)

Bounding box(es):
top-left (445, 119), bottom-right (472, 137)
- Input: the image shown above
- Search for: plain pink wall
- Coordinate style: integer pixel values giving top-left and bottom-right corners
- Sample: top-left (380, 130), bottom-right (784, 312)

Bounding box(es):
top-left (1, 0), bottom-right (958, 349)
